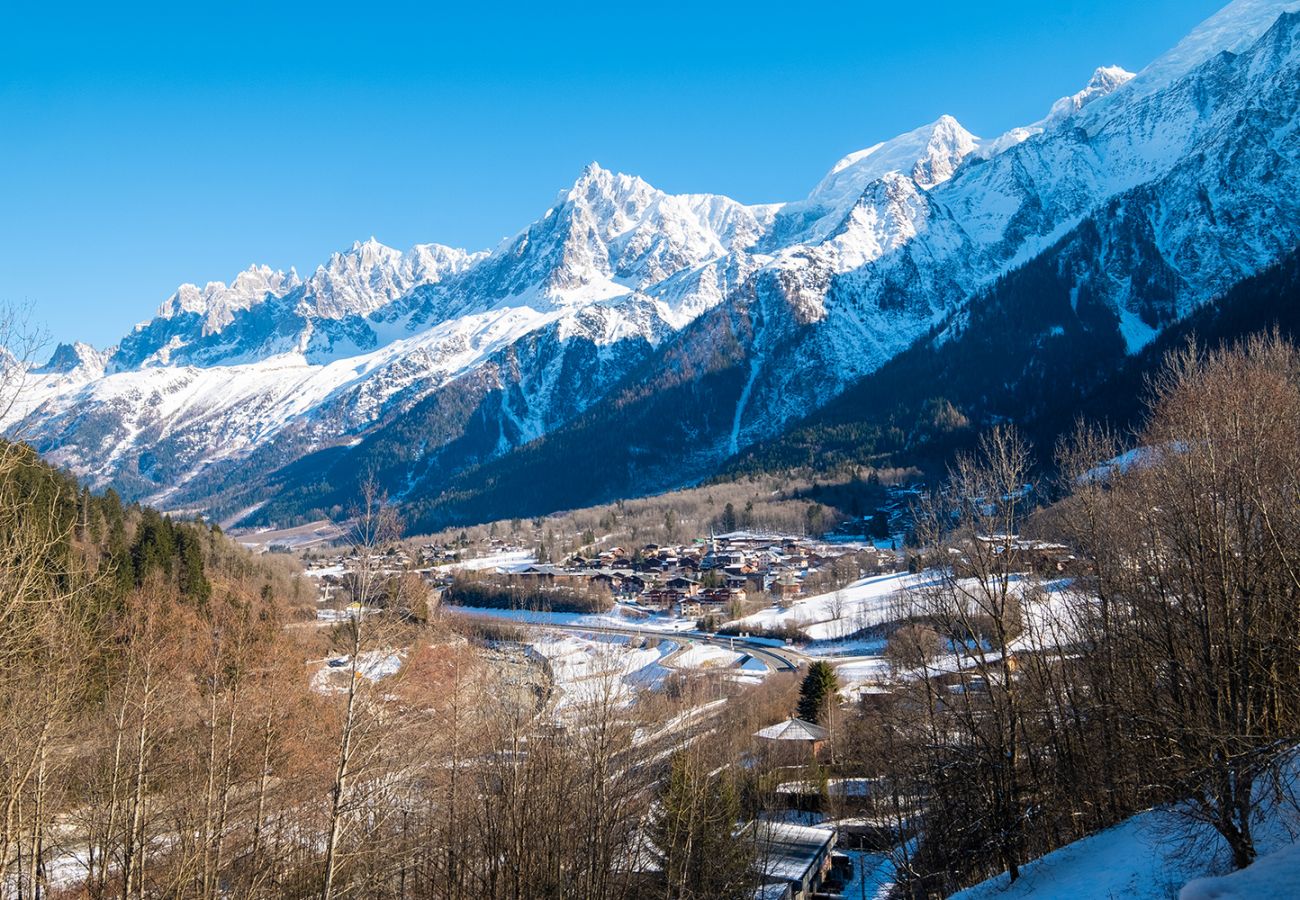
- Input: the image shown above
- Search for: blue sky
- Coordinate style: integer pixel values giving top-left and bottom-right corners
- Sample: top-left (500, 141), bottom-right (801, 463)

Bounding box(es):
top-left (2, 0), bottom-right (1225, 350)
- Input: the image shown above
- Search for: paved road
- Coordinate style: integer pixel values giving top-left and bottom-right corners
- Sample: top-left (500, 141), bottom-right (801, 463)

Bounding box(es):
top-left (452, 611), bottom-right (805, 673)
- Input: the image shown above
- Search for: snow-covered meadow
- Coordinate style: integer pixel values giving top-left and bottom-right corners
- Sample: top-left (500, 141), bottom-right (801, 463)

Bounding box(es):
top-left (526, 633), bottom-right (678, 712)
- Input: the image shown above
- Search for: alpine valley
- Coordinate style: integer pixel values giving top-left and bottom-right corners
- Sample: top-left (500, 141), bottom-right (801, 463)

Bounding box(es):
top-left (12, 0), bottom-right (1300, 533)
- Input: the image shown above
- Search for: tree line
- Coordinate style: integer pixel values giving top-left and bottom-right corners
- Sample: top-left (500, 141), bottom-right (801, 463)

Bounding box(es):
top-left (828, 332), bottom-right (1300, 895)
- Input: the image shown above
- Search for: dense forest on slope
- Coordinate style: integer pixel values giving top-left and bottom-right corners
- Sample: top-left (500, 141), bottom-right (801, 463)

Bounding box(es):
top-left (0, 440), bottom-right (308, 620)
top-left (726, 240), bottom-right (1300, 480)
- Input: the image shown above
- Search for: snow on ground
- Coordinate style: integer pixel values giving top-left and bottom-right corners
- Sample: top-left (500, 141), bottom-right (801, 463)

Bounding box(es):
top-left (310, 650), bottom-right (405, 693)
top-left (738, 655), bottom-right (768, 674)
top-left (447, 603), bottom-right (699, 633)
top-left (732, 572), bottom-right (924, 640)
top-left (954, 784), bottom-right (1300, 900)
top-left (804, 636), bottom-right (887, 658)
top-left (776, 777), bottom-right (876, 798)
top-left (1010, 577), bottom-right (1090, 653)
top-left (834, 657), bottom-right (893, 693)
top-left (306, 563), bottom-right (347, 578)
top-left (1180, 839), bottom-right (1300, 899)
top-left (743, 571), bottom-right (1082, 646)
top-left (839, 850), bottom-right (896, 900)
top-left (434, 549), bottom-right (536, 573)
top-left (671, 642), bottom-right (744, 669)
top-left (356, 651), bottom-right (405, 681)
top-left (527, 633), bottom-right (677, 711)
top-left (235, 519), bottom-right (347, 552)
top-left (315, 605), bottom-right (368, 622)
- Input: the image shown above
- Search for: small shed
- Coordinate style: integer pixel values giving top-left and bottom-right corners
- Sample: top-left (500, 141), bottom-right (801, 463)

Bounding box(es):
top-left (755, 718), bottom-right (829, 761)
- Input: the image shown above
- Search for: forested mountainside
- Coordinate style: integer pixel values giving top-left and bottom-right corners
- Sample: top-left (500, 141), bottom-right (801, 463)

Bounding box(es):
top-left (9, 1), bottom-right (1300, 534)
top-left (728, 240), bottom-right (1300, 480)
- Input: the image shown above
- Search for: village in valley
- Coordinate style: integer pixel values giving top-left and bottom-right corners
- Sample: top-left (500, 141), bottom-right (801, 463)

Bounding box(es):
top-left (322, 530), bottom-right (898, 623)
top-left (286, 478), bottom-right (1085, 899)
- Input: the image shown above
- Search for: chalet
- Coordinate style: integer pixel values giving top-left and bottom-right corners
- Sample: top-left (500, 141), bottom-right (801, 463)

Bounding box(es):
top-left (773, 573), bottom-right (801, 603)
top-left (640, 588), bottom-right (688, 611)
top-left (664, 576), bottom-right (701, 596)
top-left (700, 587), bottom-right (746, 607)
top-left (590, 571), bottom-right (620, 591)
top-left (755, 717), bottom-right (829, 754)
top-left (514, 565), bottom-right (585, 586)
top-left (958, 535), bottom-right (1080, 577)
top-left (702, 544), bottom-right (746, 570)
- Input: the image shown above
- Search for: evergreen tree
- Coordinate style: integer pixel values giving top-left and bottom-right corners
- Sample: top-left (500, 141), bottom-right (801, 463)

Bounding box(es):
top-left (175, 527), bottom-right (211, 604)
top-left (869, 510), bottom-right (891, 539)
top-left (797, 661), bottom-right (840, 724)
top-left (663, 509), bottom-right (677, 540)
top-left (720, 502), bottom-right (737, 533)
top-left (650, 754), bottom-right (755, 899)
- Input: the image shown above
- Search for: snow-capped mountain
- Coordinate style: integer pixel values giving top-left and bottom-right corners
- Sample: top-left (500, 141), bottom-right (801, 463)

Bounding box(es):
top-left (111, 239), bottom-right (485, 370)
top-left (768, 115), bottom-right (981, 248)
top-left (33, 342), bottom-right (112, 378)
top-left (9, 0), bottom-right (1300, 530)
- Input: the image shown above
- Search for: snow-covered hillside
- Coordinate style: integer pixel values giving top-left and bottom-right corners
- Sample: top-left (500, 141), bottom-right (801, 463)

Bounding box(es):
top-left (10, 0), bottom-right (1300, 527)
top-left (953, 767), bottom-right (1300, 900)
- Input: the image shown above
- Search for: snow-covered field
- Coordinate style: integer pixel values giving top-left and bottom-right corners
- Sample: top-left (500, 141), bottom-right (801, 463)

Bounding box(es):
top-left (310, 649), bottom-right (406, 693)
top-left (671, 643), bottom-right (744, 669)
top-left (526, 633), bottom-right (677, 711)
top-left (732, 572), bottom-right (924, 640)
top-left (434, 549), bottom-right (536, 573)
top-left (1180, 840), bottom-right (1300, 899)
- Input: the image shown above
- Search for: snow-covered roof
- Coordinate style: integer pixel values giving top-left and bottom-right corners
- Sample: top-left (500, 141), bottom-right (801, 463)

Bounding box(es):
top-left (755, 718), bottom-right (829, 742)
top-left (753, 820), bottom-right (835, 884)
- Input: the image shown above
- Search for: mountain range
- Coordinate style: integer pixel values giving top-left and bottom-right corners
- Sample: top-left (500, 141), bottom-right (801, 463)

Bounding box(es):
top-left (11, 0), bottom-right (1300, 532)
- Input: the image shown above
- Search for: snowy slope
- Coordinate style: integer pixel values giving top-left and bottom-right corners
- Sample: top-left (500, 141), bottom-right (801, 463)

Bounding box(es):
top-left (11, 162), bottom-right (782, 509)
top-left (693, 0), bottom-right (1300, 451)
top-left (1180, 841), bottom-right (1300, 899)
top-left (953, 785), bottom-right (1300, 900)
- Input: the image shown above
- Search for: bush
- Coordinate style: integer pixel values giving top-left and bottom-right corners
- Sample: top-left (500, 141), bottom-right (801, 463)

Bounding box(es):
top-left (884, 622), bottom-right (945, 669)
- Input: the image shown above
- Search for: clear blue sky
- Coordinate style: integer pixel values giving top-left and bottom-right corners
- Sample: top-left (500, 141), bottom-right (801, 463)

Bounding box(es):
top-left (2, 0), bottom-right (1225, 350)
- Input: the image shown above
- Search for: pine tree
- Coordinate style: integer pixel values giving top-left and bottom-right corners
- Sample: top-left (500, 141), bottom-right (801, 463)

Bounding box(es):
top-left (720, 502), bottom-right (737, 533)
top-left (797, 661), bottom-right (839, 724)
